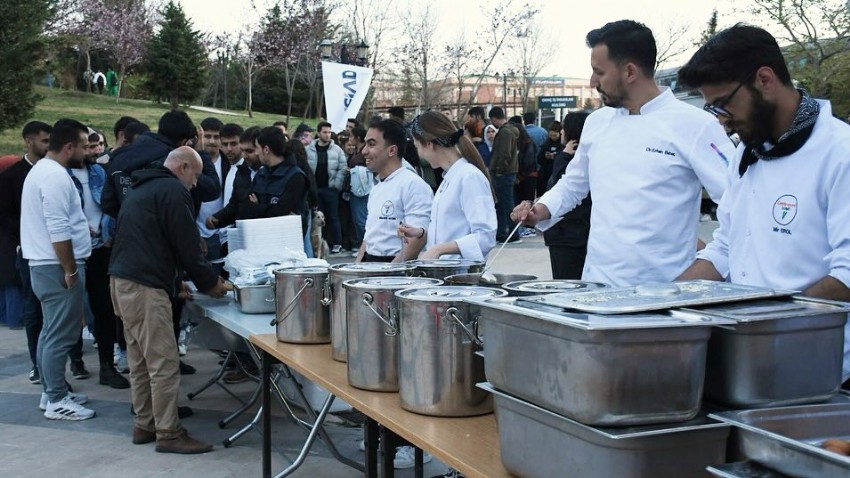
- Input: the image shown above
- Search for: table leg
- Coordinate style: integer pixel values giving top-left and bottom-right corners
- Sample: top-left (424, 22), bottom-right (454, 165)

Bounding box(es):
top-left (365, 417), bottom-right (379, 478)
top-left (380, 425), bottom-right (395, 478)
top-left (273, 393), bottom-right (337, 478)
top-left (262, 349), bottom-right (272, 478)
top-left (414, 447), bottom-right (423, 478)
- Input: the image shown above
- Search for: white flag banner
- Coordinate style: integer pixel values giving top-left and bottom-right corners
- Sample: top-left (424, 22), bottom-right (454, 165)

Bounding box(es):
top-left (322, 61), bottom-right (373, 132)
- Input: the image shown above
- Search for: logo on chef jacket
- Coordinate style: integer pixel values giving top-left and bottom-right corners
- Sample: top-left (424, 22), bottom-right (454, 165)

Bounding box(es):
top-left (772, 195), bottom-right (797, 226)
top-left (380, 200), bottom-right (395, 219)
top-left (270, 196), bottom-right (279, 204)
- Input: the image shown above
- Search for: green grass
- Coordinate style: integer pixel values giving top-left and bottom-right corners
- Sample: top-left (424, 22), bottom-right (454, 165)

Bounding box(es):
top-left (0, 86), bottom-right (309, 154)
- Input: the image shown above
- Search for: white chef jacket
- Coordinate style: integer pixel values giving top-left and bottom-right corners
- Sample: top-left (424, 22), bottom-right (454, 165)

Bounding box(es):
top-left (426, 158), bottom-right (496, 260)
top-left (697, 100), bottom-right (850, 381)
top-left (537, 88), bottom-right (732, 286)
top-left (363, 166), bottom-right (433, 257)
top-left (196, 155), bottom-right (223, 239)
top-left (223, 157), bottom-right (244, 206)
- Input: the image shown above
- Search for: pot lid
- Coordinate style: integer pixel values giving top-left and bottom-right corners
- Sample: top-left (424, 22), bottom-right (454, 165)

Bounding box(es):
top-left (524, 280), bottom-right (791, 314)
top-left (502, 280), bottom-right (609, 293)
top-left (406, 259), bottom-right (484, 268)
top-left (679, 296), bottom-right (850, 322)
top-left (330, 262), bottom-right (414, 272)
top-left (395, 286), bottom-right (507, 301)
top-left (274, 266), bottom-right (329, 275)
top-left (343, 277), bottom-right (443, 290)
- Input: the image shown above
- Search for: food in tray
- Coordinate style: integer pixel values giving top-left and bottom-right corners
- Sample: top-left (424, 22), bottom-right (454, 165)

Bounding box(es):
top-left (821, 438), bottom-right (850, 456)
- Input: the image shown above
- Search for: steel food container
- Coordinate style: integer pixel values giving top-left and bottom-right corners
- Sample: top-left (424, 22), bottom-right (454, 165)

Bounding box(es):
top-left (443, 272), bottom-right (538, 286)
top-left (707, 461), bottom-right (793, 478)
top-left (711, 403), bottom-right (850, 478)
top-left (480, 383), bottom-right (730, 478)
top-left (406, 259), bottom-right (484, 279)
top-left (343, 277), bottom-right (443, 391)
top-left (396, 286), bottom-right (507, 416)
top-left (680, 296), bottom-right (849, 408)
top-left (233, 284), bottom-right (276, 314)
top-left (326, 263), bottom-right (414, 362)
top-left (272, 266), bottom-right (330, 344)
top-left (501, 279), bottom-right (609, 296)
top-left (466, 296), bottom-right (735, 426)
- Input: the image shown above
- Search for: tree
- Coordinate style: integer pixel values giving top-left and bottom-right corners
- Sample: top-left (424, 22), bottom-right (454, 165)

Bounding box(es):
top-left (696, 9), bottom-right (719, 46)
top-left (396, 3), bottom-right (443, 110)
top-left (654, 19), bottom-right (696, 70)
top-left (340, 0), bottom-right (395, 116)
top-left (143, 0), bottom-right (208, 107)
top-left (442, 37), bottom-right (480, 118)
top-left (0, 0), bottom-right (52, 132)
top-left (509, 17), bottom-right (554, 115)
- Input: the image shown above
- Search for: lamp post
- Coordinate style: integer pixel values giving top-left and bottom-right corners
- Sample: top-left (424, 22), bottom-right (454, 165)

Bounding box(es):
top-left (495, 70), bottom-right (514, 112)
top-left (319, 38), bottom-right (370, 67)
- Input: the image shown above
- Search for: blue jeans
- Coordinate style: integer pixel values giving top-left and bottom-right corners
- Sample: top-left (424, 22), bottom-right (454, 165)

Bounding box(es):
top-left (317, 187), bottom-right (342, 247)
top-left (493, 173), bottom-right (517, 241)
top-left (30, 264), bottom-right (87, 402)
top-left (1, 286), bottom-right (23, 327)
top-left (350, 194), bottom-right (368, 245)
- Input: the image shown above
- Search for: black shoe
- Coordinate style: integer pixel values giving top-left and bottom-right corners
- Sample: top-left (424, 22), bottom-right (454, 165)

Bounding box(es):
top-left (131, 405), bottom-right (193, 419)
top-left (99, 366), bottom-right (130, 389)
top-left (179, 361), bottom-right (196, 375)
top-left (29, 366), bottom-right (40, 384)
top-left (70, 360), bottom-right (90, 379)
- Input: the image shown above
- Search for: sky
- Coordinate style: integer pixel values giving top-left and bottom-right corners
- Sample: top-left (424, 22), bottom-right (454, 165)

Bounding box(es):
top-left (178, 0), bottom-right (743, 79)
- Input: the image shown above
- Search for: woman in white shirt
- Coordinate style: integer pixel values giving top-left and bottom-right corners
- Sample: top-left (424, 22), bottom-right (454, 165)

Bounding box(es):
top-left (399, 111), bottom-right (496, 260)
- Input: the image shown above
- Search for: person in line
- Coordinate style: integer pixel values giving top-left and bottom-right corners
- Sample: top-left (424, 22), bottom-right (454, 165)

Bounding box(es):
top-left (347, 126), bottom-right (370, 250)
top-left (109, 146), bottom-right (228, 453)
top-left (207, 126), bottom-right (261, 230)
top-left (305, 121), bottom-right (347, 254)
top-left (537, 121), bottom-right (564, 198)
top-left (513, 20), bottom-right (732, 286)
top-left (400, 111), bottom-right (496, 261)
top-left (21, 119), bottom-right (94, 420)
top-left (675, 24), bottom-right (850, 389)
top-left (287, 138), bottom-right (319, 257)
top-left (356, 119), bottom-right (432, 263)
top-left (523, 111), bottom-right (548, 148)
top-left (273, 121), bottom-right (288, 136)
top-left (488, 107), bottom-right (520, 244)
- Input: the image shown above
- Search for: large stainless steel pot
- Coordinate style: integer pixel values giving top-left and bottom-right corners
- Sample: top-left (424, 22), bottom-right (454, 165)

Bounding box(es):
top-left (395, 286), bottom-right (507, 416)
top-left (500, 279), bottom-right (609, 296)
top-left (480, 383), bottom-right (730, 478)
top-left (326, 263), bottom-right (414, 362)
top-left (271, 266), bottom-right (330, 344)
top-left (343, 277), bottom-right (443, 391)
top-left (444, 272), bottom-right (538, 286)
top-left (466, 296), bottom-right (734, 426)
top-left (681, 296), bottom-right (850, 408)
top-left (233, 283), bottom-right (276, 314)
top-left (405, 259), bottom-right (484, 279)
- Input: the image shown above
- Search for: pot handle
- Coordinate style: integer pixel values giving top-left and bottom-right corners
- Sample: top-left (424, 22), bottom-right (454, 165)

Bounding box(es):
top-left (320, 278), bottom-right (333, 306)
top-left (361, 293), bottom-right (398, 337)
top-left (445, 307), bottom-right (483, 346)
top-left (270, 278), bottom-right (314, 326)
top-left (266, 282), bottom-right (276, 302)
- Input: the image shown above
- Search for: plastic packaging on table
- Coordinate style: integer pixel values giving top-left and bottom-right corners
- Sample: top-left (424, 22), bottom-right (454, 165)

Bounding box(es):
top-left (224, 248), bottom-right (327, 286)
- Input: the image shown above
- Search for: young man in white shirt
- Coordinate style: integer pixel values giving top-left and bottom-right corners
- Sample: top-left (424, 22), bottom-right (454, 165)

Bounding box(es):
top-left (356, 119), bottom-right (432, 263)
top-left (675, 24), bottom-right (850, 388)
top-left (513, 20), bottom-right (732, 287)
top-left (196, 118), bottom-right (229, 273)
top-left (21, 119), bottom-right (95, 420)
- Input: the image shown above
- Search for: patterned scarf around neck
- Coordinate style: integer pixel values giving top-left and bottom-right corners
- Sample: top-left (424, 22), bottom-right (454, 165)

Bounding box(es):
top-left (738, 89), bottom-right (820, 177)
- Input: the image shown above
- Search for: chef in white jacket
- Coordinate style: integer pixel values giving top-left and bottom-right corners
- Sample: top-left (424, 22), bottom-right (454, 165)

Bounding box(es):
top-left (514, 20), bottom-right (732, 287)
top-left (676, 24), bottom-right (850, 386)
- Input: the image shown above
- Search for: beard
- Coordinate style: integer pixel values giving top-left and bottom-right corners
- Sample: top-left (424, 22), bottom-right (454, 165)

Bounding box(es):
top-left (68, 155), bottom-right (85, 168)
top-left (597, 86), bottom-right (626, 109)
top-left (733, 89), bottom-right (777, 149)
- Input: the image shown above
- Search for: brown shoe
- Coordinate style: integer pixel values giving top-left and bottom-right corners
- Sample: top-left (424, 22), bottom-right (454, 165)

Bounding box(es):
top-left (132, 427), bottom-right (156, 444)
top-left (155, 430), bottom-right (213, 454)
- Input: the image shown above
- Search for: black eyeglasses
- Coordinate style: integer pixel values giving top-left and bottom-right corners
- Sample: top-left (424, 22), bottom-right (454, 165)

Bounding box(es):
top-left (703, 71), bottom-right (757, 118)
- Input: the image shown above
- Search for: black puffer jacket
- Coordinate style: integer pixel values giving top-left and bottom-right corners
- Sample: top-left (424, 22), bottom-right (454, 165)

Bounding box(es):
top-left (543, 151), bottom-right (592, 248)
top-left (109, 167), bottom-right (219, 297)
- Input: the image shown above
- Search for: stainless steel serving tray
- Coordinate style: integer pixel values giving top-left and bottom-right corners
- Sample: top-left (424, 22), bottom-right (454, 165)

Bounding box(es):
top-left (522, 280), bottom-right (792, 314)
top-left (680, 296), bottom-right (850, 323)
top-left (711, 403), bottom-right (850, 478)
top-left (707, 461), bottom-right (792, 478)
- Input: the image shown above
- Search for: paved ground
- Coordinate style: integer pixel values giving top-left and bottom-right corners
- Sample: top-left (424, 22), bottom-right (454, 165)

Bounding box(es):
top-left (0, 234), bottom-right (554, 477)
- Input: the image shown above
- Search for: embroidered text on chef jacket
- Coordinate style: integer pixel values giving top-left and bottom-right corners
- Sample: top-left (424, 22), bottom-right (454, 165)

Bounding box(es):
top-left (697, 100), bottom-right (850, 381)
top-left (363, 166), bottom-right (432, 257)
top-left (537, 88), bottom-right (732, 286)
top-left (427, 158), bottom-right (496, 261)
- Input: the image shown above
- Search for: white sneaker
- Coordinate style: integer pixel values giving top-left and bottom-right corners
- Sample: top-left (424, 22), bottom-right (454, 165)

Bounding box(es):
top-left (394, 445), bottom-right (432, 469)
top-left (116, 350), bottom-right (129, 373)
top-left (40, 391), bottom-right (88, 411)
top-left (82, 328), bottom-right (95, 341)
top-left (43, 395), bottom-right (95, 420)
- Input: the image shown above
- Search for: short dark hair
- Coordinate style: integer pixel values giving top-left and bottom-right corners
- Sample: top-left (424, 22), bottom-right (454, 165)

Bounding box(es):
top-left (220, 123), bottom-right (244, 138)
top-left (387, 106), bottom-right (405, 119)
top-left (548, 121), bottom-right (562, 132)
top-left (124, 121), bottom-right (150, 144)
top-left (467, 106), bottom-right (485, 119)
top-left (48, 119), bottom-right (89, 152)
top-left (488, 107), bottom-right (506, 120)
top-left (508, 115), bottom-right (523, 125)
top-left (586, 20), bottom-right (656, 76)
top-left (240, 126), bottom-right (261, 144)
top-left (256, 126), bottom-right (289, 157)
top-left (522, 112), bottom-right (536, 125)
top-left (158, 110), bottom-right (196, 145)
top-left (678, 24), bottom-right (792, 89)
top-left (200, 117), bottom-right (223, 132)
top-left (350, 126), bottom-right (366, 143)
top-left (316, 121), bottom-right (332, 132)
top-left (347, 118), bottom-right (360, 127)
top-left (562, 111), bottom-right (590, 143)
top-left (22, 121), bottom-right (51, 139)
top-left (370, 119), bottom-right (407, 153)
top-left (272, 120), bottom-right (288, 128)
top-left (113, 116), bottom-right (138, 139)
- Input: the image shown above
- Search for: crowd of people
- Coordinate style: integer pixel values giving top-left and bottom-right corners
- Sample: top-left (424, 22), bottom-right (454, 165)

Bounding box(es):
top-left (1, 17), bottom-right (849, 477)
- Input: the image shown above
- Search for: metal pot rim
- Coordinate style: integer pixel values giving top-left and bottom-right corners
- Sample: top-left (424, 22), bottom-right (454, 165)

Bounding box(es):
top-left (502, 280), bottom-right (609, 292)
top-left (343, 277), bottom-right (443, 291)
top-left (330, 262), bottom-right (414, 272)
top-left (395, 286), bottom-right (507, 300)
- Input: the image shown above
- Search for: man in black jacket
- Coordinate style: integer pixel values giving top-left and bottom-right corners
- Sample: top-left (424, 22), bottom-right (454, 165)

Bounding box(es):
top-left (109, 146), bottom-right (227, 454)
top-left (207, 127), bottom-right (262, 229)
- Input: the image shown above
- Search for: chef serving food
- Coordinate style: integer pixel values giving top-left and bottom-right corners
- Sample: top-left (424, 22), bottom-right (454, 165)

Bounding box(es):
top-left (513, 19), bottom-right (732, 287)
top-left (675, 24), bottom-right (850, 388)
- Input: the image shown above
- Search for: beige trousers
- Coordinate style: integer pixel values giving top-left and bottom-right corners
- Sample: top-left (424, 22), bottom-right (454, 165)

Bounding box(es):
top-left (110, 277), bottom-right (182, 439)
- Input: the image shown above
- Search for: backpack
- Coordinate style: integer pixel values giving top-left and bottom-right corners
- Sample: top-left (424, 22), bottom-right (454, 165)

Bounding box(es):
top-left (519, 141), bottom-right (539, 176)
top-left (349, 165), bottom-right (375, 197)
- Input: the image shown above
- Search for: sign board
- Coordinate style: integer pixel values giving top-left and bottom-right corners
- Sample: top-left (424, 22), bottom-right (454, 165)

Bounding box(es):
top-left (537, 96), bottom-right (577, 109)
top-left (322, 61), bottom-right (374, 132)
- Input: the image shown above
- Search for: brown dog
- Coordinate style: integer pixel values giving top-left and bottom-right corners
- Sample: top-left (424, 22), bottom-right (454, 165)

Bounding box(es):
top-left (311, 210), bottom-right (330, 259)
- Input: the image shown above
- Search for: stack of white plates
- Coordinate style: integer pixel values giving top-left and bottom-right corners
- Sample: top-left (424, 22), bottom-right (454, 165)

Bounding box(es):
top-left (233, 216), bottom-right (304, 254)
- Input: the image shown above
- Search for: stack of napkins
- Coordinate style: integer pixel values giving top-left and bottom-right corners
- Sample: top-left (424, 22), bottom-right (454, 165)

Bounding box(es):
top-left (233, 215), bottom-right (304, 254)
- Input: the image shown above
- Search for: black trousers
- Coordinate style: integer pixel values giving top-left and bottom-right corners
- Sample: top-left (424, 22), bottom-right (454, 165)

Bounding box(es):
top-left (85, 246), bottom-right (121, 366)
top-left (548, 245), bottom-right (588, 280)
top-left (362, 253), bottom-right (394, 263)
